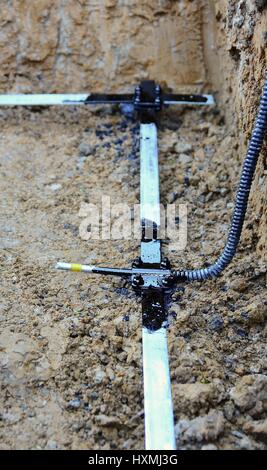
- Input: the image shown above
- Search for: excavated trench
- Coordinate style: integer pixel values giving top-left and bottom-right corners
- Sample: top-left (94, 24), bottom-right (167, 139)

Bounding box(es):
top-left (0, 1), bottom-right (266, 450)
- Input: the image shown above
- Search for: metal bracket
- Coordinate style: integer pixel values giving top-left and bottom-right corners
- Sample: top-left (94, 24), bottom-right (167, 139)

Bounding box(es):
top-left (0, 81), bottom-right (214, 109)
top-left (56, 262), bottom-right (176, 289)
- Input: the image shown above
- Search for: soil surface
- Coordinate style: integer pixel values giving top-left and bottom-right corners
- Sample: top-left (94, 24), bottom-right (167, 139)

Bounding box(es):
top-left (0, 104), bottom-right (266, 450)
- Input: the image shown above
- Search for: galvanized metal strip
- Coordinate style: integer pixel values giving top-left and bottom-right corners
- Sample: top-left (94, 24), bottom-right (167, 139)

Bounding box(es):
top-left (140, 123), bottom-right (160, 227)
top-left (142, 327), bottom-right (176, 450)
top-left (140, 123), bottom-right (161, 265)
top-left (0, 94), bottom-right (89, 106)
top-left (140, 122), bottom-right (176, 450)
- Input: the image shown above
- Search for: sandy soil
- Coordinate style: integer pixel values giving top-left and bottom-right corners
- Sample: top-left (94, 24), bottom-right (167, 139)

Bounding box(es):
top-left (0, 104), bottom-right (266, 449)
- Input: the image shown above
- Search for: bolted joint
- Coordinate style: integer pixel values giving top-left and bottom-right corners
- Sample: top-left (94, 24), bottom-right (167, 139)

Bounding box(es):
top-left (160, 257), bottom-right (171, 270)
top-left (161, 274), bottom-right (176, 288)
top-left (132, 274), bottom-right (144, 288)
top-left (134, 80), bottom-right (163, 118)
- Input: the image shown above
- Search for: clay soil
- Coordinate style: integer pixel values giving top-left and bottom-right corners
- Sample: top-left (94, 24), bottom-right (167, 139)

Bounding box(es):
top-left (0, 104), bottom-right (266, 449)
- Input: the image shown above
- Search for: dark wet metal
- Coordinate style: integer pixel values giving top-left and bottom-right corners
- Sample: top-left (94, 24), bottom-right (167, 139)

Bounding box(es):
top-left (78, 81), bottom-right (213, 116)
top-left (142, 288), bottom-right (167, 331)
top-left (162, 93), bottom-right (210, 104)
top-left (84, 93), bottom-right (133, 105)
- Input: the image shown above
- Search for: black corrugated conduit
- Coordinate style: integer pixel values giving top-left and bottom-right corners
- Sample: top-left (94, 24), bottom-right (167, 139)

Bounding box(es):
top-left (175, 73), bottom-right (267, 282)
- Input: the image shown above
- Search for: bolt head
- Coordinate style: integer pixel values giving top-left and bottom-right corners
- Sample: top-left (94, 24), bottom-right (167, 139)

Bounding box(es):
top-left (160, 258), bottom-right (170, 269)
top-left (132, 274), bottom-right (144, 287)
top-left (161, 274), bottom-right (175, 287)
top-left (161, 277), bottom-right (169, 287)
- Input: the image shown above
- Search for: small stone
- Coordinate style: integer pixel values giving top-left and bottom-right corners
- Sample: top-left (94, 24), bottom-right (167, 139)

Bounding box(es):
top-left (2, 412), bottom-right (20, 424)
top-left (79, 143), bottom-right (92, 156)
top-left (223, 401), bottom-right (235, 421)
top-left (220, 187), bottom-right (229, 196)
top-left (231, 430), bottom-right (244, 439)
top-left (175, 410), bottom-right (225, 442)
top-left (235, 327), bottom-right (247, 338)
top-left (233, 15), bottom-right (245, 28)
top-left (46, 440), bottom-right (57, 450)
top-left (239, 436), bottom-right (254, 450)
top-left (227, 202), bottom-right (234, 209)
top-left (167, 191), bottom-right (179, 204)
top-left (189, 175), bottom-right (200, 186)
top-left (72, 422), bottom-right (85, 432)
top-left (95, 414), bottom-right (121, 427)
top-left (179, 153), bottom-right (192, 164)
top-left (231, 278), bottom-right (248, 292)
top-left (201, 444), bottom-right (218, 450)
top-left (94, 368), bottom-right (106, 384)
top-left (49, 183), bottom-right (62, 191)
top-left (76, 156), bottom-right (86, 169)
top-left (243, 418), bottom-right (267, 443)
top-left (209, 316), bottom-right (224, 332)
top-left (171, 305), bottom-right (190, 327)
top-left (68, 399), bottom-right (81, 409)
top-left (175, 141), bottom-right (192, 154)
top-left (90, 392), bottom-right (98, 400)
top-left (230, 374), bottom-right (267, 416)
top-left (194, 148), bottom-right (205, 159)
top-left (241, 301), bottom-right (266, 326)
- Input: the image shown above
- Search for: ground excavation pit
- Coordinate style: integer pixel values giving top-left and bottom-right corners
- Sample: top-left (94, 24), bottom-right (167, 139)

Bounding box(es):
top-left (0, 1), bottom-right (266, 451)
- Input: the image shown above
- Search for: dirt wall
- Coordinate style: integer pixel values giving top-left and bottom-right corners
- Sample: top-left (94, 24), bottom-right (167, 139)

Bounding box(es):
top-left (0, 0), bottom-right (206, 93)
top-left (203, 0), bottom-right (267, 259)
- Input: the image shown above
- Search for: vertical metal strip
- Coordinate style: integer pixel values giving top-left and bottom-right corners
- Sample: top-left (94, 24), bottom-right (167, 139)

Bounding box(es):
top-left (142, 327), bottom-right (176, 450)
top-left (140, 123), bottom-right (161, 265)
top-left (140, 123), bottom-right (176, 450)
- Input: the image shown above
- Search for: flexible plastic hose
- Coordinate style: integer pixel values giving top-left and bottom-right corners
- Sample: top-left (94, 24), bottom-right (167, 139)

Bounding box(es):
top-left (175, 73), bottom-right (267, 282)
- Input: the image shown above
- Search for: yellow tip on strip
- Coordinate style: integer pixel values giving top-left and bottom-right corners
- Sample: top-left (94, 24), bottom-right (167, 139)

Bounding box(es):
top-left (70, 263), bottom-right (82, 272)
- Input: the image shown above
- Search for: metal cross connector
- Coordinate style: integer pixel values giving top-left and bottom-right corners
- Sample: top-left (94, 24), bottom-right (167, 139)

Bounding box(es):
top-left (0, 80), bottom-right (214, 111)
